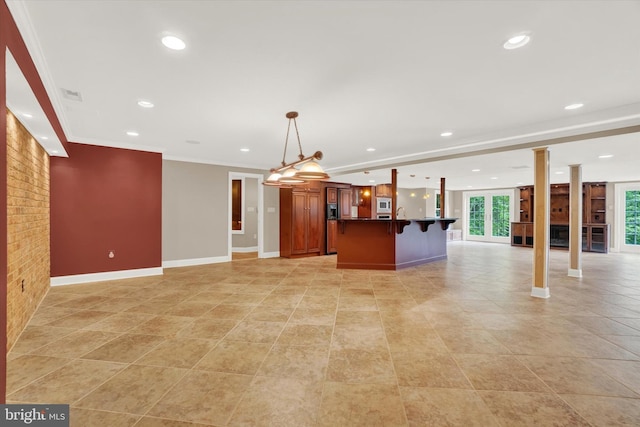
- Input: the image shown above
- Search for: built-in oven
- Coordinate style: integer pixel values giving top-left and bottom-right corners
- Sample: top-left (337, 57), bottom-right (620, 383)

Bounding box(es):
top-left (377, 197), bottom-right (392, 213)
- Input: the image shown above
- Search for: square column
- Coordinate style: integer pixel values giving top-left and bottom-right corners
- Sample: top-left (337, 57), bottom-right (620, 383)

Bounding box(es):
top-left (532, 147), bottom-right (550, 298)
top-left (569, 164), bottom-right (583, 277)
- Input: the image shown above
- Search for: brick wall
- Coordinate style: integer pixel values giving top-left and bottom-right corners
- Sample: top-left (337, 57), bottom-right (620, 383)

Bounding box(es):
top-left (6, 110), bottom-right (50, 351)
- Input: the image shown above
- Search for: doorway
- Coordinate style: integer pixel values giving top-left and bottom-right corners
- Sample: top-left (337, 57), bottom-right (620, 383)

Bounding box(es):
top-left (228, 172), bottom-right (264, 260)
top-left (463, 190), bottom-right (515, 243)
top-left (615, 182), bottom-right (640, 253)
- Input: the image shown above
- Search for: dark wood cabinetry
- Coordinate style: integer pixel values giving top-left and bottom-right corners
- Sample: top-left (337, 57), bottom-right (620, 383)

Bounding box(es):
top-left (583, 224), bottom-right (609, 253)
top-left (327, 187), bottom-right (338, 204)
top-left (519, 186), bottom-right (533, 222)
top-left (584, 182), bottom-right (607, 224)
top-left (327, 219), bottom-right (338, 254)
top-left (339, 188), bottom-right (352, 218)
top-left (511, 182), bottom-right (608, 252)
top-left (550, 184), bottom-right (569, 224)
top-left (280, 184), bottom-right (322, 258)
top-left (511, 222), bottom-right (534, 247)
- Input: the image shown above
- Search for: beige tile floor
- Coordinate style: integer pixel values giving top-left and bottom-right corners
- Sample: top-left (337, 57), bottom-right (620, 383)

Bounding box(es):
top-left (6, 241), bottom-right (640, 426)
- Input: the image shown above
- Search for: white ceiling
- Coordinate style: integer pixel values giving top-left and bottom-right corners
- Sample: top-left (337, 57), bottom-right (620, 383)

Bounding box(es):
top-left (6, 0), bottom-right (640, 190)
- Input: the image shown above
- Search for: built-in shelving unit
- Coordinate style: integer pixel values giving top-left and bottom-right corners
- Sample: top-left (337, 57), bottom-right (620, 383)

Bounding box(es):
top-left (511, 181), bottom-right (608, 253)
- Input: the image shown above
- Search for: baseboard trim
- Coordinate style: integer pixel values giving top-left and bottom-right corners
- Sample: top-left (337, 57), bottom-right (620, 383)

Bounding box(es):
top-left (51, 267), bottom-right (163, 286)
top-left (261, 251), bottom-right (280, 259)
top-left (232, 246), bottom-right (258, 253)
top-left (568, 268), bottom-right (583, 278)
top-left (163, 256), bottom-right (230, 269)
top-left (531, 286), bottom-right (551, 299)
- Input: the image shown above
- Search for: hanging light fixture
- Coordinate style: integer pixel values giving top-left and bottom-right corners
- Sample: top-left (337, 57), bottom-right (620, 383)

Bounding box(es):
top-left (263, 111), bottom-right (329, 186)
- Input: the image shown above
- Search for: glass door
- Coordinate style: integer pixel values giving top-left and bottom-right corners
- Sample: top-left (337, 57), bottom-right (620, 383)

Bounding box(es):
top-left (616, 184), bottom-right (640, 253)
top-left (465, 191), bottom-right (514, 243)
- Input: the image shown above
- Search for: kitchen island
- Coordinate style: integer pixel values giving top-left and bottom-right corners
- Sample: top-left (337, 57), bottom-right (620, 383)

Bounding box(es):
top-left (336, 218), bottom-right (457, 270)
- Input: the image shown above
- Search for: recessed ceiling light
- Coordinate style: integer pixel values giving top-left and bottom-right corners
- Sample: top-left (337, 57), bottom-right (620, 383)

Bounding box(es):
top-left (41, 136), bottom-right (48, 140)
top-left (467, 185), bottom-right (473, 188)
top-left (137, 100), bottom-right (154, 108)
top-left (598, 154), bottom-right (614, 159)
top-left (504, 33), bottom-right (531, 50)
top-left (162, 35), bottom-right (186, 50)
top-left (126, 131), bottom-right (139, 136)
top-left (240, 148), bottom-right (249, 152)
top-left (555, 171), bottom-right (564, 175)
top-left (366, 148), bottom-right (376, 152)
top-left (22, 113), bottom-right (33, 118)
top-left (440, 131), bottom-right (453, 137)
top-left (185, 140), bottom-right (200, 145)
top-left (51, 150), bottom-right (59, 154)
top-left (471, 169), bottom-right (480, 172)
top-left (564, 103), bottom-right (584, 110)
top-left (490, 177), bottom-right (498, 180)
top-left (369, 180), bottom-right (375, 183)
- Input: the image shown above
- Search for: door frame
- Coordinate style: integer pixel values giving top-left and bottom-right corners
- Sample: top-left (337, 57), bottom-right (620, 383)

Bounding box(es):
top-left (614, 181), bottom-right (640, 253)
top-left (462, 189), bottom-right (516, 243)
top-left (228, 172), bottom-right (265, 258)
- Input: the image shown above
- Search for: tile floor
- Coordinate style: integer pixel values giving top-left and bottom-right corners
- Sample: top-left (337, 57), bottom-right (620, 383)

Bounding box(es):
top-left (6, 241), bottom-right (640, 426)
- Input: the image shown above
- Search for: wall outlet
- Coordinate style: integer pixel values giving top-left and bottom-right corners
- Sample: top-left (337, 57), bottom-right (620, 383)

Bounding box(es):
top-left (108, 250), bottom-right (115, 259)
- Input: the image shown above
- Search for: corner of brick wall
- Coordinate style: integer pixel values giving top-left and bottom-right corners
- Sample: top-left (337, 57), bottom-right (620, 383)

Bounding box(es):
top-left (6, 110), bottom-right (51, 351)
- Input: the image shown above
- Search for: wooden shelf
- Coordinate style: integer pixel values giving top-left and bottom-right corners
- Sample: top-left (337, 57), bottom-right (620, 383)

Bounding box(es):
top-left (513, 181), bottom-right (607, 252)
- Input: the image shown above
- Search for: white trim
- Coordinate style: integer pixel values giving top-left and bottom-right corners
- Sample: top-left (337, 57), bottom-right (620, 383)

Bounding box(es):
top-left (232, 246), bottom-right (258, 253)
top-left (162, 256), bottom-right (229, 269)
top-left (228, 172), bottom-right (265, 259)
top-left (261, 251), bottom-right (280, 259)
top-left (51, 267), bottom-right (163, 286)
top-left (614, 181), bottom-right (640, 253)
top-left (231, 176), bottom-right (246, 234)
top-left (568, 268), bottom-right (583, 278)
top-left (462, 189), bottom-right (516, 243)
top-left (531, 286), bottom-right (551, 299)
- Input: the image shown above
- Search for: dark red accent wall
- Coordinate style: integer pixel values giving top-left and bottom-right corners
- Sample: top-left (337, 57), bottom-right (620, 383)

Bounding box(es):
top-left (51, 143), bottom-right (162, 276)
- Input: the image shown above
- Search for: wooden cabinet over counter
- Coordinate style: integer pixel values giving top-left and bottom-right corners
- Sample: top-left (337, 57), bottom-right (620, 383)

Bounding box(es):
top-left (336, 218), bottom-right (457, 270)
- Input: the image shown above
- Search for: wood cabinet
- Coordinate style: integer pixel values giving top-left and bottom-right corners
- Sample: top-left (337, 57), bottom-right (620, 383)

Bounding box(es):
top-left (280, 184), bottom-right (322, 258)
top-left (327, 219), bottom-right (338, 254)
top-left (339, 188), bottom-right (352, 218)
top-left (584, 182), bottom-right (607, 224)
top-left (511, 222), bottom-right (533, 247)
top-left (550, 184), bottom-right (569, 224)
top-left (327, 187), bottom-right (338, 204)
top-left (583, 224), bottom-right (609, 253)
top-left (512, 181), bottom-right (608, 252)
top-left (519, 186), bottom-right (533, 222)
top-left (375, 183), bottom-right (392, 198)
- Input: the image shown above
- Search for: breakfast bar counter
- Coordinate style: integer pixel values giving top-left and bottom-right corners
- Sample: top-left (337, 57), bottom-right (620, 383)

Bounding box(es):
top-left (336, 218), bottom-right (457, 270)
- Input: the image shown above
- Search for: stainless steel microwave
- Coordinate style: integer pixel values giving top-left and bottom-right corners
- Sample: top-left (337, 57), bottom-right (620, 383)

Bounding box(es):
top-left (377, 197), bottom-right (392, 213)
